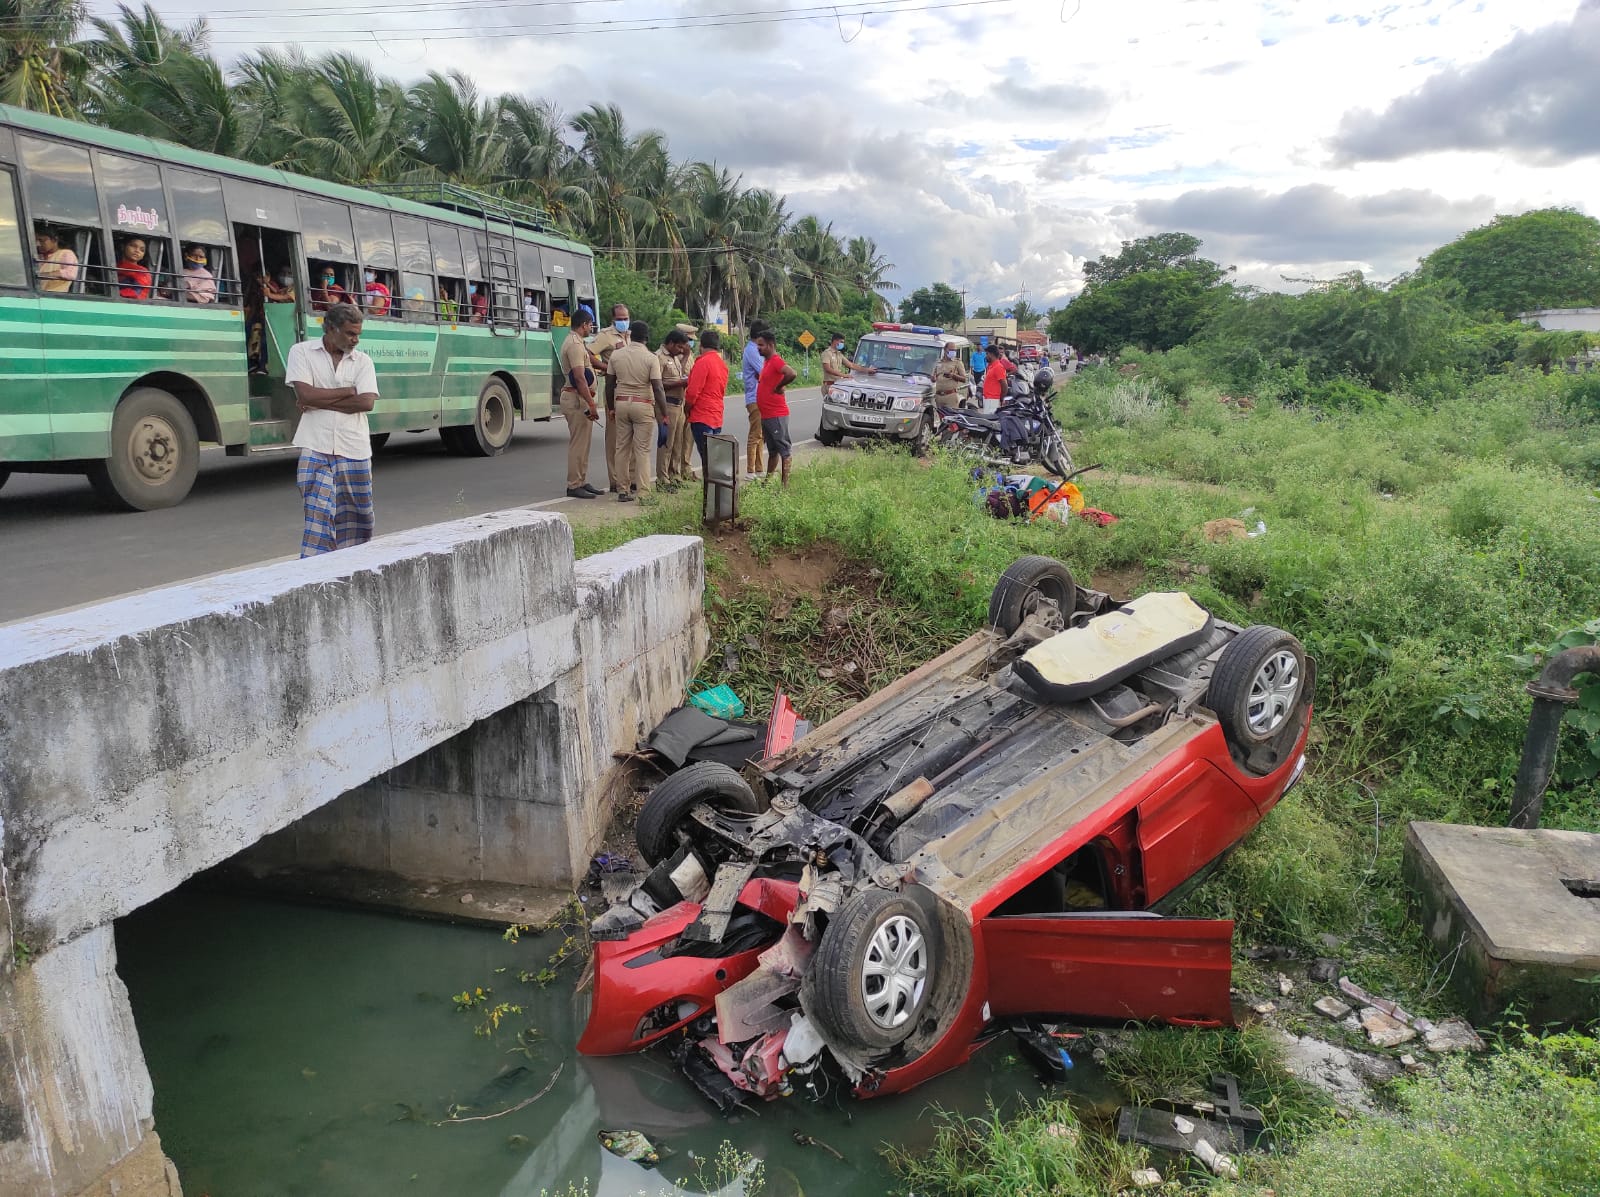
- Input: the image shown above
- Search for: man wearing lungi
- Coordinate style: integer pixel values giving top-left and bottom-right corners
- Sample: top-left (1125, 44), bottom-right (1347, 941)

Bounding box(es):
top-left (287, 302), bottom-right (380, 557)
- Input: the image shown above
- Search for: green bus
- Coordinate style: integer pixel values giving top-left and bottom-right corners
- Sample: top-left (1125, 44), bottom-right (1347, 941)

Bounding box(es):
top-left (0, 102), bottom-right (597, 509)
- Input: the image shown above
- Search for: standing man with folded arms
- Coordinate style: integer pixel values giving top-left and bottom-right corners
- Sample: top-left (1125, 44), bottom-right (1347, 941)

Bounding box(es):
top-left (287, 303), bottom-right (380, 556)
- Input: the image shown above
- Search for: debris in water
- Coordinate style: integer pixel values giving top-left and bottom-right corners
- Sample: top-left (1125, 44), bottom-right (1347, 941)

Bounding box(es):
top-left (301, 1067), bottom-right (317, 1080)
top-left (792, 1130), bottom-right (845, 1161)
top-left (506, 1134), bottom-right (530, 1149)
top-left (436, 1064), bottom-right (563, 1125)
top-left (600, 1128), bottom-right (663, 1165)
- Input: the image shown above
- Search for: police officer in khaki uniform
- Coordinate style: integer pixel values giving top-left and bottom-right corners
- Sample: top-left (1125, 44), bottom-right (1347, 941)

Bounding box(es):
top-left (557, 307), bottom-right (602, 497)
top-left (819, 332), bottom-right (875, 399)
top-left (591, 303), bottom-right (631, 492)
top-left (655, 328), bottom-right (693, 486)
top-left (608, 320), bottom-right (666, 501)
top-left (931, 342), bottom-right (971, 409)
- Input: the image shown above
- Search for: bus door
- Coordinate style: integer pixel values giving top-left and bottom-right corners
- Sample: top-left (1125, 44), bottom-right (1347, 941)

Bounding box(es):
top-left (233, 220), bottom-right (303, 445)
top-left (0, 142), bottom-right (48, 464)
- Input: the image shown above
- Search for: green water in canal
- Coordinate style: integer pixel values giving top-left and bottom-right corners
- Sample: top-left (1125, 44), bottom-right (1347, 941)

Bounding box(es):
top-left (117, 890), bottom-right (1122, 1197)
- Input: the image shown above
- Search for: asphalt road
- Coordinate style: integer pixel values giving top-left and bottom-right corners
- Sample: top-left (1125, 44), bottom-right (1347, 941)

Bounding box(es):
top-left (0, 387), bottom-right (826, 625)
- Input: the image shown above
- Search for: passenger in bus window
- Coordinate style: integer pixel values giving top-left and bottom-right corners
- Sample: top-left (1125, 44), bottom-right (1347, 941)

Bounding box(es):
top-left (311, 263), bottom-right (352, 311)
top-left (437, 280), bottom-right (462, 321)
top-left (182, 244), bottom-right (217, 304)
top-left (34, 226), bottom-right (79, 293)
top-left (363, 268), bottom-right (392, 317)
top-left (523, 288), bottom-right (541, 329)
top-left (469, 281), bottom-right (489, 323)
top-left (117, 236), bottom-right (153, 299)
top-left (262, 265), bottom-right (296, 303)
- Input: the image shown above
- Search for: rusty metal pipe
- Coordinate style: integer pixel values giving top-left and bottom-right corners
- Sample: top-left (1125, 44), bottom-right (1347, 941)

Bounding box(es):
top-left (1508, 644), bottom-right (1600, 830)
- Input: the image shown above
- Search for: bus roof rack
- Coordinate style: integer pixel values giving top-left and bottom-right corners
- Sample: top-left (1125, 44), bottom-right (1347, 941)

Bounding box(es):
top-left (370, 182), bottom-right (553, 234)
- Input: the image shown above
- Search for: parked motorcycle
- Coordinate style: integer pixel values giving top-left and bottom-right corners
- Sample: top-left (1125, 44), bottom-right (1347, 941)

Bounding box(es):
top-left (938, 367), bottom-right (1074, 477)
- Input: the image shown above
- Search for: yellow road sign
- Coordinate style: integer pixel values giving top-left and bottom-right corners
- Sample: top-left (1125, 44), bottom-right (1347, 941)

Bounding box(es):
top-left (797, 330), bottom-right (816, 348)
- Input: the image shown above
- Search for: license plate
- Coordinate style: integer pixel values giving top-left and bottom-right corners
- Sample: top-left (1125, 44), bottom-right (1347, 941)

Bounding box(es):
top-left (852, 413), bottom-right (887, 427)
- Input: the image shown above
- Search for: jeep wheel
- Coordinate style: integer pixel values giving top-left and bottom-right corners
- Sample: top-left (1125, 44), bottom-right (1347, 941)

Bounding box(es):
top-left (804, 888), bottom-right (937, 1052)
top-left (817, 427), bottom-right (844, 447)
top-left (1209, 625), bottom-right (1308, 774)
top-left (988, 556), bottom-right (1076, 636)
top-left (908, 412), bottom-right (935, 456)
top-left (635, 761), bottom-right (765, 866)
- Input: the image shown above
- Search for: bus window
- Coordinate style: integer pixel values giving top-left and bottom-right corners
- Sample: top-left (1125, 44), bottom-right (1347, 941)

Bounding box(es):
top-left (308, 259), bottom-right (355, 311)
top-left (430, 225), bottom-right (466, 321)
top-left (19, 136), bottom-right (106, 295)
top-left (400, 271), bottom-right (435, 322)
top-left (516, 241), bottom-right (547, 327)
top-left (352, 207), bottom-right (397, 319)
top-left (468, 280), bottom-right (489, 323)
top-left (179, 242), bottom-right (226, 305)
top-left (167, 168), bottom-right (228, 246)
top-left (299, 195), bottom-right (355, 262)
top-left (97, 152), bottom-right (171, 299)
top-left (0, 170), bottom-right (27, 288)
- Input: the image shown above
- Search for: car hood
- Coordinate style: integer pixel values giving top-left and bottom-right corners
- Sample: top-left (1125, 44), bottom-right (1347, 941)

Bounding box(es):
top-left (831, 373), bottom-right (930, 400)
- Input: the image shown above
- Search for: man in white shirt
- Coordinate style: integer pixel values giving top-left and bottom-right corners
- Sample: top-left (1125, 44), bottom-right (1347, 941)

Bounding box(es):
top-left (286, 302), bottom-right (380, 557)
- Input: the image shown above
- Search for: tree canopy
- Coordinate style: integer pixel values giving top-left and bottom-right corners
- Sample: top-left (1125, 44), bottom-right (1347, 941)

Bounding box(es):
top-left (0, 3), bottom-right (901, 327)
top-left (1082, 232), bottom-right (1229, 287)
top-left (898, 282), bottom-right (964, 327)
top-left (1416, 208), bottom-right (1600, 319)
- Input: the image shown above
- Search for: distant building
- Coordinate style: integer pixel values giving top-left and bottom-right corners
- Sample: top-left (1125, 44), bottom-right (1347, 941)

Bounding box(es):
top-left (1517, 308), bottom-right (1600, 333)
top-left (959, 317), bottom-right (1017, 342)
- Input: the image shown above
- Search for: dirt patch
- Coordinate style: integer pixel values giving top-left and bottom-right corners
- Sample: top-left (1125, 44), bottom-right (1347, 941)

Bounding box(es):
top-left (702, 525), bottom-right (846, 613)
top-left (1091, 563), bottom-right (1150, 600)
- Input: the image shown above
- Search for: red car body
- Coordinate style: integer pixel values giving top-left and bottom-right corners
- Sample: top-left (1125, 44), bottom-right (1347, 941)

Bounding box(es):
top-left (580, 578), bottom-right (1312, 1104)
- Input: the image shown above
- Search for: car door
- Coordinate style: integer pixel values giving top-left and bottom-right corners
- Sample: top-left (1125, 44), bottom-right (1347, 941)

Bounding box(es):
top-left (1136, 755), bottom-right (1262, 906)
top-left (980, 911), bottom-right (1233, 1026)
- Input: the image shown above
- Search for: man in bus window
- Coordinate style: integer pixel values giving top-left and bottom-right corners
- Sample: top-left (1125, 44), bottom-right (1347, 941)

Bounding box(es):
top-left (363, 268), bottom-right (391, 317)
top-left (287, 302), bottom-right (379, 557)
top-left (117, 237), bottom-right (152, 299)
top-left (182, 245), bottom-right (217, 304)
top-left (35, 227), bottom-right (78, 293)
top-left (262, 265), bottom-right (296, 303)
top-left (523, 288), bottom-right (541, 329)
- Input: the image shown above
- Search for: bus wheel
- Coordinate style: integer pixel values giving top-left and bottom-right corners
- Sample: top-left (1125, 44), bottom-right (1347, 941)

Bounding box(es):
top-left (88, 387), bottom-right (199, 511)
top-left (448, 379), bottom-right (516, 457)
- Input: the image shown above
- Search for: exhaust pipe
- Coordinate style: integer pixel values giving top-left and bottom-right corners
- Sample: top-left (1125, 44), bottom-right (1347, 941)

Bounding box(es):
top-left (1508, 645), bottom-right (1600, 830)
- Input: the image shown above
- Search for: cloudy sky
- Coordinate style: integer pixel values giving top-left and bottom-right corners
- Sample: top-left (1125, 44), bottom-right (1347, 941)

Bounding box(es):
top-left (148, 0), bottom-right (1600, 308)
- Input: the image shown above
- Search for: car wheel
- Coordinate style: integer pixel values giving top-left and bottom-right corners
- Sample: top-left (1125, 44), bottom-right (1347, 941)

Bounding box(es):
top-left (988, 555), bottom-right (1076, 636)
top-left (1208, 625), bottom-right (1308, 769)
top-left (635, 761), bottom-right (765, 867)
top-left (804, 888), bottom-right (937, 1052)
top-left (908, 412), bottom-right (935, 456)
top-left (817, 427), bottom-right (844, 447)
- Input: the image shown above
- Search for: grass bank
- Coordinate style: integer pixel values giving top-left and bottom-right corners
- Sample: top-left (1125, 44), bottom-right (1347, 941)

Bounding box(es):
top-left (572, 361), bottom-right (1600, 1192)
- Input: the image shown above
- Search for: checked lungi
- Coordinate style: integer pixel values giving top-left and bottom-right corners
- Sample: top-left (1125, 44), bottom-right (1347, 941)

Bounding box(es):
top-left (297, 449), bottom-right (374, 557)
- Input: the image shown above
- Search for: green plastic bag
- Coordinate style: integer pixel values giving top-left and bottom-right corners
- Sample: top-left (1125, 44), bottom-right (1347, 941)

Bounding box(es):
top-left (687, 680), bottom-right (744, 719)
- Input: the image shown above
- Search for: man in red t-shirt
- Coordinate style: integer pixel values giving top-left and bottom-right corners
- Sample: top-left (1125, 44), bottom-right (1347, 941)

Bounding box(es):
top-left (981, 344), bottom-right (1017, 405)
top-left (755, 330), bottom-right (798, 486)
top-left (684, 328), bottom-right (730, 477)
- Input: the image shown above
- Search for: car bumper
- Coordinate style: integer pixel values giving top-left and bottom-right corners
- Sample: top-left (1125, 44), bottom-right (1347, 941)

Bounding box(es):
top-left (820, 402), bottom-right (923, 440)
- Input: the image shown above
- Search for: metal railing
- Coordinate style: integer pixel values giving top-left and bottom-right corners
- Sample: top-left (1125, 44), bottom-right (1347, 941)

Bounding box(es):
top-left (369, 182), bottom-right (553, 233)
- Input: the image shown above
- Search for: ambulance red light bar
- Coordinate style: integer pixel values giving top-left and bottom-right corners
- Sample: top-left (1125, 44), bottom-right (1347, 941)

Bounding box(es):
top-left (871, 322), bottom-right (944, 336)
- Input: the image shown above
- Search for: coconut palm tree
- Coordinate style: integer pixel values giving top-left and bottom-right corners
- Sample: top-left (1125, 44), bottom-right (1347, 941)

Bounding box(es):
top-left (736, 187), bottom-right (793, 319)
top-left (0, 0), bottom-right (86, 115)
top-left (844, 235), bottom-right (898, 318)
top-left (787, 214), bottom-right (844, 312)
top-left (408, 70), bottom-right (505, 188)
top-left (283, 54), bottom-right (413, 185)
top-left (680, 162), bottom-right (747, 322)
top-left (569, 103), bottom-right (664, 263)
top-left (84, 6), bottom-right (247, 155)
top-left (499, 96), bottom-right (590, 233)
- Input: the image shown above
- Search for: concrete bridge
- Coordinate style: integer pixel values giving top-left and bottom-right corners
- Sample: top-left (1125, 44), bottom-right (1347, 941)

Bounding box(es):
top-left (0, 511), bottom-right (706, 1197)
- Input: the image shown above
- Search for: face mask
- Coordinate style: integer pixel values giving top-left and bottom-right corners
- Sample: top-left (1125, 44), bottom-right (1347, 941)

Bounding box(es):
top-left (833, 342), bottom-right (843, 351)
top-left (614, 319), bottom-right (630, 332)
top-left (945, 350), bottom-right (956, 359)
top-left (278, 273), bottom-right (292, 285)
top-left (364, 271), bottom-right (375, 284)
top-left (322, 274), bottom-right (335, 285)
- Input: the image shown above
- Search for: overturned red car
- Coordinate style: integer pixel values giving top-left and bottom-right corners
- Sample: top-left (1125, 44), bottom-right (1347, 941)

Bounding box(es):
top-left (579, 556), bottom-right (1312, 1108)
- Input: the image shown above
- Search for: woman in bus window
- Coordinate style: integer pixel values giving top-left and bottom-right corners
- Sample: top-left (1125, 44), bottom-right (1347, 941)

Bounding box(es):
top-left (363, 268), bottom-right (391, 316)
top-left (312, 263), bottom-right (352, 311)
top-left (117, 236), bottom-right (153, 299)
top-left (182, 244), bottom-right (217, 304)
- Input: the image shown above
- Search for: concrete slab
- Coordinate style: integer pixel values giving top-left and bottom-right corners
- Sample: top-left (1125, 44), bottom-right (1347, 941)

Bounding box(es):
top-left (1404, 821), bottom-right (1600, 1025)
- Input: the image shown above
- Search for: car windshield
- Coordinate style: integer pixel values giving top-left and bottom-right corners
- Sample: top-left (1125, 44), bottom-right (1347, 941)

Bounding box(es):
top-left (853, 337), bottom-right (940, 377)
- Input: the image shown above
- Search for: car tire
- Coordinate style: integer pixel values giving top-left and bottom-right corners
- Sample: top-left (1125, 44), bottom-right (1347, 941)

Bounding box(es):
top-left (86, 387), bottom-right (199, 511)
top-left (635, 761), bottom-right (764, 867)
top-left (988, 555), bottom-right (1076, 636)
top-left (817, 427), bottom-right (844, 447)
top-left (1208, 625), bottom-right (1308, 769)
top-left (908, 412), bottom-right (934, 456)
top-left (804, 888), bottom-right (938, 1052)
